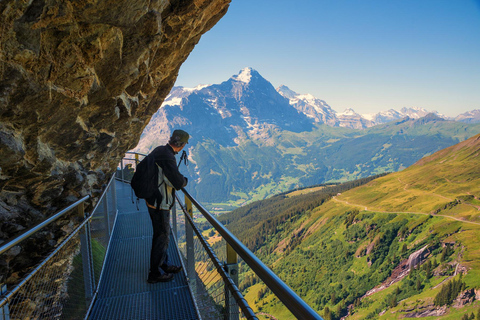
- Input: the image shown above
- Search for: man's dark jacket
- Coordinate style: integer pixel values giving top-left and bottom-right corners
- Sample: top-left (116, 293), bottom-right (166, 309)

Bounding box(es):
top-left (146, 144), bottom-right (187, 207)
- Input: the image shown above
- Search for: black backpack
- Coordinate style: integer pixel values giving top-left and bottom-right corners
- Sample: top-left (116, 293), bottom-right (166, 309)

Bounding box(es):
top-left (130, 154), bottom-right (163, 210)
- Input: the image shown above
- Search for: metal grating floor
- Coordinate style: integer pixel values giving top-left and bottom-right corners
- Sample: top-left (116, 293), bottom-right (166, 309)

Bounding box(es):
top-left (89, 181), bottom-right (198, 320)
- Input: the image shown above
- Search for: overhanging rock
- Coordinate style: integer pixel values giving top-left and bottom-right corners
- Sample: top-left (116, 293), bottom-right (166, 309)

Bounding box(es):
top-left (0, 0), bottom-right (230, 282)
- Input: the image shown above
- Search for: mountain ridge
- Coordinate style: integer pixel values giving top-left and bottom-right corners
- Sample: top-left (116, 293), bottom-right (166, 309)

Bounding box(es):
top-left (164, 67), bottom-right (479, 131)
top-left (137, 67), bottom-right (479, 152)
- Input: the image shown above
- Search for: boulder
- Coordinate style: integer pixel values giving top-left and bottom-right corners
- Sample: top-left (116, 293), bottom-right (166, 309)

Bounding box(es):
top-left (453, 288), bottom-right (476, 308)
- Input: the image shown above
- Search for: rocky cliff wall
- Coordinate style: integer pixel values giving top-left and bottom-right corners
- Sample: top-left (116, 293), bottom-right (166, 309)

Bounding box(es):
top-left (0, 0), bottom-right (230, 281)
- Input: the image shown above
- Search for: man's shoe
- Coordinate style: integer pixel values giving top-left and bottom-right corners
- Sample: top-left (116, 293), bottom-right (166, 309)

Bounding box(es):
top-left (147, 272), bottom-right (174, 283)
top-left (162, 264), bottom-right (182, 274)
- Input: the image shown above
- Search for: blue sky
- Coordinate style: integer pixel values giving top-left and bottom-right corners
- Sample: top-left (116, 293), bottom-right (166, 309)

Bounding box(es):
top-left (175, 0), bottom-right (480, 117)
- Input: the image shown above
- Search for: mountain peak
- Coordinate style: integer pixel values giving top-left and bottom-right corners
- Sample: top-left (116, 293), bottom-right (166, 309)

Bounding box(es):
top-left (413, 113), bottom-right (445, 124)
top-left (455, 109), bottom-right (480, 123)
top-left (232, 67), bottom-right (259, 83)
top-left (339, 108), bottom-right (358, 116)
top-left (276, 85), bottom-right (299, 100)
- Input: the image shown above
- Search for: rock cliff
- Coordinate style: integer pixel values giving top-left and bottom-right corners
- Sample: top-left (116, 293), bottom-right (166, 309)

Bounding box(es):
top-left (0, 0), bottom-right (230, 275)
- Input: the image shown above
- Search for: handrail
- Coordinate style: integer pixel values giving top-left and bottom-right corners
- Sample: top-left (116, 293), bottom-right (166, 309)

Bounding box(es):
top-left (181, 188), bottom-right (323, 320)
top-left (0, 173), bottom-right (118, 311)
top-left (125, 151), bottom-right (147, 157)
top-left (176, 195), bottom-right (258, 320)
top-left (0, 209), bottom-right (92, 308)
top-left (0, 195), bottom-right (90, 255)
top-left (90, 172), bottom-right (116, 215)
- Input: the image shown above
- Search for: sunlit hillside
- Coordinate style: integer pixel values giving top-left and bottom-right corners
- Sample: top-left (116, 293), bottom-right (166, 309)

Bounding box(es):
top-left (338, 133), bottom-right (480, 222)
top-left (217, 133), bottom-right (480, 319)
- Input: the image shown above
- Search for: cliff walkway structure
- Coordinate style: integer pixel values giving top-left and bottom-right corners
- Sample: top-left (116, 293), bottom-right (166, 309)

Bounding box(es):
top-left (0, 153), bottom-right (322, 320)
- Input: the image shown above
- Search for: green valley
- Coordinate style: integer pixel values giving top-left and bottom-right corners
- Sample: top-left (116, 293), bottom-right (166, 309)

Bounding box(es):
top-left (186, 117), bottom-right (480, 206)
top-left (212, 134), bottom-right (480, 319)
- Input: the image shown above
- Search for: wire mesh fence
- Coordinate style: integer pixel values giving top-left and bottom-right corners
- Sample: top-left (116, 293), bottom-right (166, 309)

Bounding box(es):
top-left (191, 236), bottom-right (226, 320)
top-left (174, 200), bottom-right (252, 320)
top-left (3, 234), bottom-right (81, 320)
top-left (0, 177), bottom-right (118, 320)
top-left (176, 188), bottom-right (323, 320)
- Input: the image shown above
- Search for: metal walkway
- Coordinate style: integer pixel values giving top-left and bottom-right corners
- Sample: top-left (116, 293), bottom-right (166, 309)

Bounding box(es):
top-left (89, 181), bottom-right (198, 320)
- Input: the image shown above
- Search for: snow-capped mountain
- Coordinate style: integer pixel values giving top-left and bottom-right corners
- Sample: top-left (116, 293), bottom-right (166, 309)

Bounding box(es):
top-left (135, 67), bottom-right (479, 152)
top-left (455, 109), bottom-right (480, 123)
top-left (135, 68), bottom-right (312, 152)
top-left (277, 85), bottom-right (338, 126)
top-left (399, 107), bottom-right (447, 120)
top-left (364, 107), bottom-right (448, 126)
top-left (337, 108), bottom-right (374, 129)
top-left (276, 86), bottom-right (455, 129)
top-left (363, 109), bottom-right (405, 124)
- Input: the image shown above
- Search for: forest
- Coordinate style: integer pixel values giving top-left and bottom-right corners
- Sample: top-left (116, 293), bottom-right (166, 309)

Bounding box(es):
top-left (217, 173), bottom-right (389, 251)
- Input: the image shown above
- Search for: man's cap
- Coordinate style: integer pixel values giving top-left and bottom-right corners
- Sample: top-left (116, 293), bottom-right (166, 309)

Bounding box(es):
top-left (171, 129), bottom-right (190, 144)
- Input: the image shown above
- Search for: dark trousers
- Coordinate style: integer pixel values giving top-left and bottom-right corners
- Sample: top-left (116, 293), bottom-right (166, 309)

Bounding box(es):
top-left (148, 207), bottom-right (170, 275)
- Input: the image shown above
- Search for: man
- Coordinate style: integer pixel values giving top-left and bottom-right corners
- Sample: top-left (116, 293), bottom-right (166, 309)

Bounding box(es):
top-left (146, 129), bottom-right (189, 283)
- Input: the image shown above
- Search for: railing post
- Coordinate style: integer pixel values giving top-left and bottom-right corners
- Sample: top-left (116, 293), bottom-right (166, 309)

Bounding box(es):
top-left (120, 158), bottom-right (124, 182)
top-left (172, 203), bottom-right (177, 241)
top-left (103, 194), bottom-right (111, 237)
top-left (185, 194), bottom-right (196, 293)
top-left (78, 202), bottom-right (95, 305)
top-left (111, 173), bottom-right (117, 218)
top-left (0, 284), bottom-right (10, 320)
top-left (225, 244), bottom-right (239, 320)
top-left (135, 153), bottom-right (139, 171)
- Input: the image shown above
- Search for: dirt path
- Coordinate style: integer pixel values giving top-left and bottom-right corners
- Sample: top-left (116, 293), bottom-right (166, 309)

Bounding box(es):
top-left (331, 197), bottom-right (480, 227)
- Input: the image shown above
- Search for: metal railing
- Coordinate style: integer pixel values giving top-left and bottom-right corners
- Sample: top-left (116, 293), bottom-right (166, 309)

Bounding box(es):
top-left (176, 195), bottom-right (256, 320)
top-left (0, 174), bottom-right (118, 320)
top-left (180, 188), bottom-right (322, 320)
top-left (122, 151), bottom-right (322, 320)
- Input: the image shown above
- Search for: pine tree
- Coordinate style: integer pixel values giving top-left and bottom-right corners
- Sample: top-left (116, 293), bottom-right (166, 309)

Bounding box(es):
top-left (336, 303), bottom-right (343, 318)
top-left (425, 260), bottom-right (432, 279)
top-left (441, 247), bottom-right (447, 262)
top-left (389, 294), bottom-right (397, 308)
top-left (416, 278), bottom-right (422, 291)
top-left (395, 286), bottom-right (401, 296)
top-left (445, 281), bottom-right (453, 303)
top-left (409, 266), bottom-right (416, 278)
top-left (331, 292), bottom-right (336, 304)
top-left (354, 298), bottom-right (361, 308)
top-left (323, 306), bottom-right (332, 320)
top-left (434, 277), bottom-right (466, 306)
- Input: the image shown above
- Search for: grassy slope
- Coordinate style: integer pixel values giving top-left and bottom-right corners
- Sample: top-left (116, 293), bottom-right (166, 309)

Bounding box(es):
top-left (233, 134), bottom-right (480, 319)
top-left (339, 133), bottom-right (480, 221)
